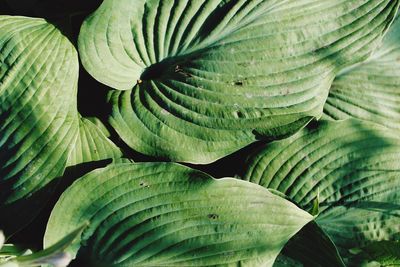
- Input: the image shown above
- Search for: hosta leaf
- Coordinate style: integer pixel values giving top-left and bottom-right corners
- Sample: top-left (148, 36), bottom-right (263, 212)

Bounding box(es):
top-left (66, 117), bottom-right (123, 167)
top-left (0, 16), bottom-right (122, 236)
top-left (79, 0), bottom-right (399, 163)
top-left (323, 15), bottom-right (400, 129)
top-left (0, 16), bottom-right (79, 235)
top-left (242, 120), bottom-right (400, 252)
top-left (350, 241), bottom-right (400, 266)
top-left (44, 163), bottom-right (312, 266)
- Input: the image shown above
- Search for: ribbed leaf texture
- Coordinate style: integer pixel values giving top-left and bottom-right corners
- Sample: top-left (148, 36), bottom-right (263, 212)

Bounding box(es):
top-left (45, 163), bottom-right (312, 267)
top-left (79, 0), bottom-right (399, 163)
top-left (243, 120), bottom-right (400, 254)
top-left (324, 15), bottom-right (400, 129)
top-left (0, 16), bottom-right (122, 235)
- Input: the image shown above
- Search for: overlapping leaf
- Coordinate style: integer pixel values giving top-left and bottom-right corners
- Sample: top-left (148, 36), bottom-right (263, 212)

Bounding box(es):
top-left (242, 120), bottom-right (400, 253)
top-left (324, 15), bottom-right (400, 129)
top-left (45, 163), bottom-right (312, 266)
top-left (350, 241), bottom-right (400, 266)
top-left (0, 16), bottom-right (121, 236)
top-left (79, 0), bottom-right (399, 163)
top-left (66, 117), bottom-right (123, 167)
top-left (0, 16), bottom-right (79, 235)
top-left (0, 224), bottom-right (87, 267)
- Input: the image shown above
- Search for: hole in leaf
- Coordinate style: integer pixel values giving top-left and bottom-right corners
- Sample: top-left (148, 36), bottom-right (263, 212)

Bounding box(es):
top-left (139, 181), bottom-right (149, 188)
top-left (208, 214), bottom-right (219, 220)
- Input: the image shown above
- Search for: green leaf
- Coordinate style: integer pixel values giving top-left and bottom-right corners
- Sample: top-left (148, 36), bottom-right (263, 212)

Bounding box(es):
top-left (350, 241), bottom-right (400, 266)
top-left (45, 163), bottom-right (312, 266)
top-left (0, 244), bottom-right (30, 259)
top-left (0, 16), bottom-right (80, 235)
top-left (0, 224), bottom-right (87, 267)
top-left (13, 223), bottom-right (87, 267)
top-left (0, 16), bottom-right (123, 236)
top-left (323, 15), bottom-right (400, 129)
top-left (310, 188), bottom-right (320, 217)
top-left (79, 0), bottom-right (399, 164)
top-left (66, 117), bottom-right (123, 167)
top-left (242, 119), bottom-right (400, 252)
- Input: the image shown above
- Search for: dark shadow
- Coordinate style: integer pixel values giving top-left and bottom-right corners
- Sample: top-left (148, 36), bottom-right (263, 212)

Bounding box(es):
top-left (77, 62), bottom-right (112, 119)
top-left (184, 140), bottom-right (265, 178)
top-left (277, 221), bottom-right (345, 267)
top-left (2, 177), bottom-right (60, 249)
top-left (107, 117), bottom-right (267, 179)
top-left (140, 60), bottom-right (172, 81)
top-left (0, 1), bottom-right (14, 15)
top-left (2, 0), bottom-right (101, 20)
top-left (7, 159), bottom-right (113, 250)
top-left (0, 0), bottom-right (102, 45)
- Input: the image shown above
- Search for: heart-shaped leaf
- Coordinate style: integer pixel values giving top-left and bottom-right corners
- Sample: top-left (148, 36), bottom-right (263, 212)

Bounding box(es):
top-left (45, 163), bottom-right (312, 266)
top-left (78, 0), bottom-right (399, 163)
top-left (242, 119), bottom-right (400, 253)
top-left (323, 15), bottom-right (400, 129)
